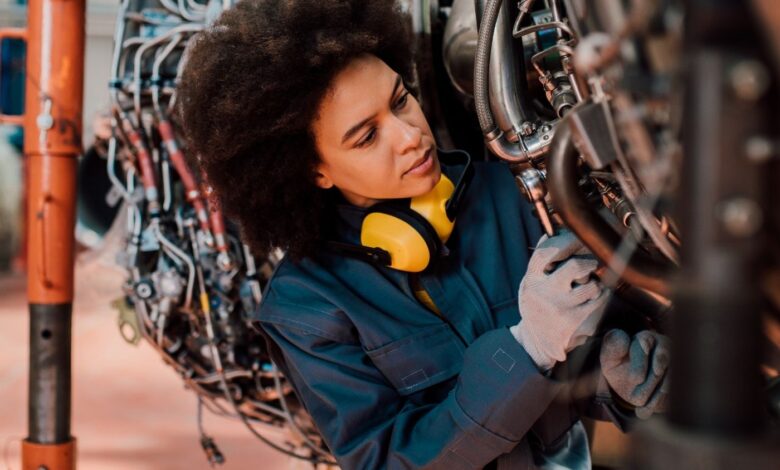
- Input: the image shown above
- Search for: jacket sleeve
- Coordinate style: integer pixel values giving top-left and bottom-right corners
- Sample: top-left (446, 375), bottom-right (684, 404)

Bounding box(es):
top-left (261, 313), bottom-right (563, 470)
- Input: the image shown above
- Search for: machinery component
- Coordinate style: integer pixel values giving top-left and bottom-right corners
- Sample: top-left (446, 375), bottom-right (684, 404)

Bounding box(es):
top-left (112, 297), bottom-right (142, 345)
top-left (514, 167), bottom-right (554, 236)
top-left (547, 121), bottom-right (671, 296)
top-left (200, 435), bottom-right (225, 466)
top-left (105, 0), bottom-right (333, 464)
top-left (466, 0), bottom-right (780, 465)
top-left (442, 0), bottom-right (478, 97)
top-left (474, 0), bottom-right (553, 163)
top-left (471, 0), bottom-right (680, 296)
top-left (632, 2), bottom-right (780, 466)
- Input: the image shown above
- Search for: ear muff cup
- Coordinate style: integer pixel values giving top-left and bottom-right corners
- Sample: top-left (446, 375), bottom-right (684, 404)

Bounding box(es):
top-left (361, 202), bottom-right (441, 272)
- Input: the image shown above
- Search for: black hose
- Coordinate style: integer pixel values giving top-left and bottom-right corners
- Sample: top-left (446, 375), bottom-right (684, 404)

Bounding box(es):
top-left (546, 120), bottom-right (671, 296)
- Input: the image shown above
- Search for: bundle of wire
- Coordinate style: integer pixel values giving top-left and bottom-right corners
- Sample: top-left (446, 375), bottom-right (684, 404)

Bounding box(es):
top-left (104, 0), bottom-right (334, 464)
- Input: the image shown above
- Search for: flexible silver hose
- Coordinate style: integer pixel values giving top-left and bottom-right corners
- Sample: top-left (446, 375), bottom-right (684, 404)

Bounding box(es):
top-left (474, 0), bottom-right (538, 163)
top-left (474, 0), bottom-right (502, 135)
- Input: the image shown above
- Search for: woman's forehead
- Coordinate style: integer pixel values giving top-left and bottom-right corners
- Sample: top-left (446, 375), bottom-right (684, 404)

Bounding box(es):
top-left (316, 56), bottom-right (399, 138)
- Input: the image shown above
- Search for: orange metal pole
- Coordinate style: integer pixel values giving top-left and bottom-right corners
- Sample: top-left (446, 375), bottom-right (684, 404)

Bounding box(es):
top-left (20, 0), bottom-right (85, 468)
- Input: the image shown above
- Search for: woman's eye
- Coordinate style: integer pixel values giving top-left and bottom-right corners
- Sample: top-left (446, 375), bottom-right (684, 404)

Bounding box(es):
top-left (394, 92), bottom-right (409, 110)
top-left (357, 128), bottom-right (377, 147)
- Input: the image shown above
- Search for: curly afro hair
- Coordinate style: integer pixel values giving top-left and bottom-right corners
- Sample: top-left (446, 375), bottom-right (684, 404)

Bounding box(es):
top-left (177, 0), bottom-right (416, 259)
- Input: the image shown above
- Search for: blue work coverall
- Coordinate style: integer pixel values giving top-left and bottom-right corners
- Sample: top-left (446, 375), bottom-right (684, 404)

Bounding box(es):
top-left (255, 151), bottom-right (630, 469)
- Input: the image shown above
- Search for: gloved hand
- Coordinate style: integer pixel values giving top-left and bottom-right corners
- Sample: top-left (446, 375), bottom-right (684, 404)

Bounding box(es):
top-left (600, 329), bottom-right (670, 419)
top-left (511, 231), bottom-right (610, 371)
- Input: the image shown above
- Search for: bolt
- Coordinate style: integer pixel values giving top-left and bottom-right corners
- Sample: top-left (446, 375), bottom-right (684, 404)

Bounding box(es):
top-left (520, 121), bottom-right (534, 137)
top-left (136, 282), bottom-right (153, 298)
top-left (745, 136), bottom-right (777, 163)
top-left (216, 252), bottom-right (234, 272)
top-left (730, 60), bottom-right (770, 101)
top-left (36, 114), bottom-right (54, 131)
top-left (718, 197), bottom-right (763, 237)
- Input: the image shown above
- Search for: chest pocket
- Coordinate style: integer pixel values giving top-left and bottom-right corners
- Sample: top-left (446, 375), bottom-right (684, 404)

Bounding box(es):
top-left (366, 324), bottom-right (465, 396)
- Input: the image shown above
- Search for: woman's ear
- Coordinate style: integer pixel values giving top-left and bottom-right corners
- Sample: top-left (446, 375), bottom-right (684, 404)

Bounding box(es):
top-left (314, 163), bottom-right (334, 189)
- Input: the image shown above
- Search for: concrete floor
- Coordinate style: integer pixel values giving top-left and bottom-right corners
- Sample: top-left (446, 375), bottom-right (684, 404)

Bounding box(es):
top-left (0, 256), bottom-right (312, 470)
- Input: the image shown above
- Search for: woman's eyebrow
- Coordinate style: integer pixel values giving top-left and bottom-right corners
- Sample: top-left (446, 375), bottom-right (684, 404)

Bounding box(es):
top-left (342, 114), bottom-right (376, 144)
top-left (341, 75), bottom-right (403, 145)
top-left (390, 74), bottom-right (403, 98)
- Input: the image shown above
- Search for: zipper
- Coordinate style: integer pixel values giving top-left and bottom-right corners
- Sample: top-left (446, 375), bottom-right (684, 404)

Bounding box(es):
top-left (408, 273), bottom-right (468, 348)
top-left (436, 309), bottom-right (468, 348)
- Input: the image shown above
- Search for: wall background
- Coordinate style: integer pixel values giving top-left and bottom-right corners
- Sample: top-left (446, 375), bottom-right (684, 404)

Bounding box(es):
top-left (0, 0), bottom-right (118, 271)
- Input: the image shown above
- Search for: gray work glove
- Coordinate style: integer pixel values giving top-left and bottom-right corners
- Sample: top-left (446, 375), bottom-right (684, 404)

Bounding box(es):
top-left (600, 329), bottom-right (670, 419)
top-left (511, 231), bottom-right (610, 371)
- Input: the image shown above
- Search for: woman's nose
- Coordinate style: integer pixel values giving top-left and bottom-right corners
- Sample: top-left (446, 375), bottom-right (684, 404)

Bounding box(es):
top-left (392, 115), bottom-right (422, 154)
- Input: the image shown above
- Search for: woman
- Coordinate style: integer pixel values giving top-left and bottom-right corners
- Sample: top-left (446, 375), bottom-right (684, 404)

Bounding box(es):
top-left (178, 1), bottom-right (670, 468)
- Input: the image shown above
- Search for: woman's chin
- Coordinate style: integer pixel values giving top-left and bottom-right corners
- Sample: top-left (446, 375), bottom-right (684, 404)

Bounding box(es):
top-left (404, 166), bottom-right (441, 199)
top-left (428, 159), bottom-right (443, 189)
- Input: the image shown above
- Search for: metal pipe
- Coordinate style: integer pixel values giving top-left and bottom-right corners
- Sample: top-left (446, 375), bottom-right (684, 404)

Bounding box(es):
top-left (187, 0), bottom-right (207, 12)
top-left (474, 0), bottom-right (550, 163)
top-left (161, 156), bottom-right (172, 212)
top-left (242, 243), bottom-right (263, 304)
top-left (476, 0), bottom-right (531, 142)
top-left (152, 34), bottom-right (183, 113)
top-left (153, 221), bottom-right (196, 310)
top-left (121, 117), bottom-right (160, 215)
top-left (132, 24), bottom-right (203, 122)
top-left (28, 305), bottom-right (72, 443)
top-left (203, 185), bottom-right (233, 270)
top-left (546, 120), bottom-right (671, 295)
top-left (21, 0), bottom-right (85, 467)
top-left (109, 0), bottom-right (130, 98)
top-left (157, 119), bottom-right (213, 240)
top-left (178, 0), bottom-right (205, 22)
top-left (442, 0), bottom-right (479, 97)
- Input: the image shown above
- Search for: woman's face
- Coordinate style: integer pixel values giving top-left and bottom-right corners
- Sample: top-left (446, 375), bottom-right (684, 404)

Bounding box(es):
top-left (312, 54), bottom-right (440, 207)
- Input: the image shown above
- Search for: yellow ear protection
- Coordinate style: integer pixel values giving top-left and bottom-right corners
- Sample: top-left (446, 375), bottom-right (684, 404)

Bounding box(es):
top-left (328, 150), bottom-right (473, 272)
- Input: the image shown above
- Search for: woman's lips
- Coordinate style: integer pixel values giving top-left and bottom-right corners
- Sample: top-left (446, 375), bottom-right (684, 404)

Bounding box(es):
top-left (404, 147), bottom-right (434, 176)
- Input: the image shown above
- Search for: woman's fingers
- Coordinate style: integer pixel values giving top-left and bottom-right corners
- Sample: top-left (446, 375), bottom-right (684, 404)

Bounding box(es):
top-left (553, 256), bottom-right (600, 288)
top-left (570, 278), bottom-right (603, 305)
top-left (628, 332), bottom-right (654, 383)
top-left (600, 330), bottom-right (672, 415)
top-left (530, 231), bottom-right (587, 274)
top-left (600, 329), bottom-right (631, 370)
top-left (628, 332), bottom-right (672, 406)
top-left (636, 374), bottom-right (670, 420)
top-left (650, 335), bottom-right (671, 377)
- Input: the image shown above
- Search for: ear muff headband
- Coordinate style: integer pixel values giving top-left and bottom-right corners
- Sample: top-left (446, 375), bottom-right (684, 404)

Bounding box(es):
top-left (361, 203), bottom-right (440, 273)
top-left (328, 149), bottom-right (473, 272)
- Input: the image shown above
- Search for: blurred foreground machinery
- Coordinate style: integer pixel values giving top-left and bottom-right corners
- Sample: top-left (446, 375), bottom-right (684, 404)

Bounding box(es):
top-left (439, 0), bottom-right (780, 467)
